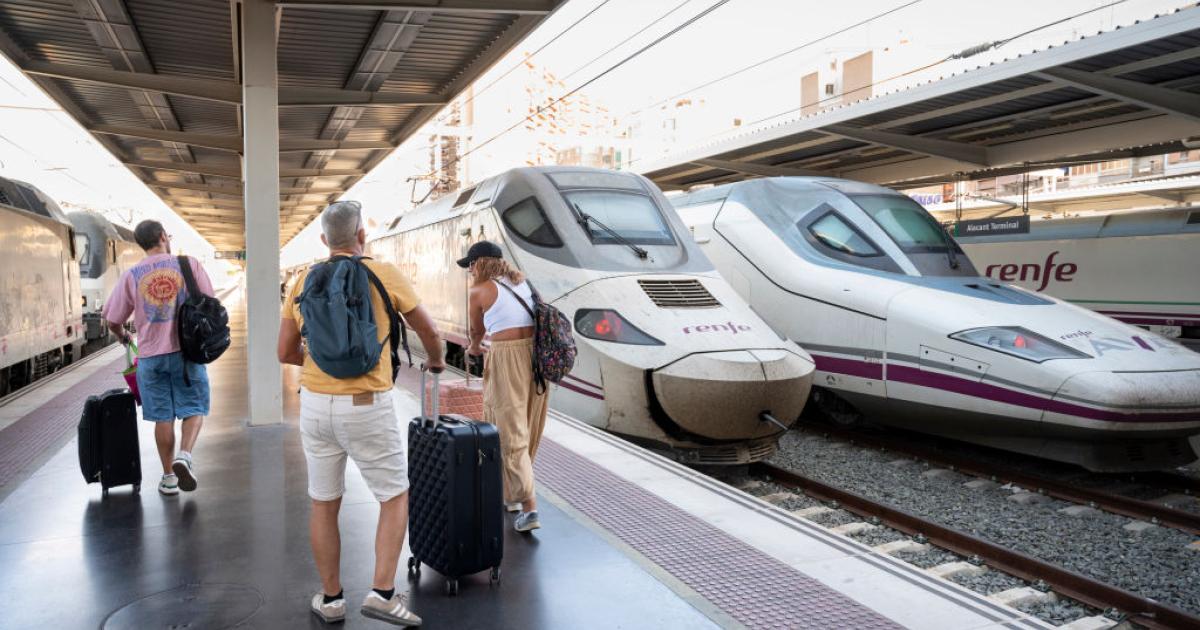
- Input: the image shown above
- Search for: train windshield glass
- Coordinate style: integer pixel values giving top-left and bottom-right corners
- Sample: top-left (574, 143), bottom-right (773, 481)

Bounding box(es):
top-left (562, 190), bottom-right (675, 246)
top-left (852, 194), bottom-right (955, 253)
top-left (76, 233), bottom-right (92, 275)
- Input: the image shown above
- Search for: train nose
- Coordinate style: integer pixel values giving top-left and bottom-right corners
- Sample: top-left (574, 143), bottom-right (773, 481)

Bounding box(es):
top-left (650, 350), bottom-right (814, 441)
top-left (1052, 369), bottom-right (1200, 427)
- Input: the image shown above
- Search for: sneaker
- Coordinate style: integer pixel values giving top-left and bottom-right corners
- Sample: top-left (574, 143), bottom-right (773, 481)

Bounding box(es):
top-left (361, 591), bottom-right (421, 627)
top-left (310, 593), bottom-right (346, 624)
top-left (158, 474), bottom-right (179, 496)
top-left (505, 502), bottom-right (521, 513)
top-left (514, 510), bottom-right (541, 533)
top-left (172, 454), bottom-right (197, 492)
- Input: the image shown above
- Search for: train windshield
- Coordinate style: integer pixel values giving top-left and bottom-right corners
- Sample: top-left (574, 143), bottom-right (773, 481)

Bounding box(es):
top-left (561, 190), bottom-right (675, 246)
top-left (851, 194), bottom-right (956, 253)
top-left (76, 233), bottom-right (93, 276)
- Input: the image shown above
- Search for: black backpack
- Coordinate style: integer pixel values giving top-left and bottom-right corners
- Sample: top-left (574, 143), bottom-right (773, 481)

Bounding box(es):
top-left (176, 255), bottom-right (231, 369)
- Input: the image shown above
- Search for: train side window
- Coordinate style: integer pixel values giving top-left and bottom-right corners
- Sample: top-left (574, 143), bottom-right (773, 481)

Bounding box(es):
top-left (502, 197), bottom-right (563, 247)
top-left (68, 228), bottom-right (78, 260)
top-left (806, 211), bottom-right (882, 257)
top-left (111, 241), bottom-right (117, 263)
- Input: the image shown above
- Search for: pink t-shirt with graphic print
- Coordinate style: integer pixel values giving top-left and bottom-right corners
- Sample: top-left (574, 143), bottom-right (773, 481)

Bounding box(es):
top-left (103, 254), bottom-right (215, 358)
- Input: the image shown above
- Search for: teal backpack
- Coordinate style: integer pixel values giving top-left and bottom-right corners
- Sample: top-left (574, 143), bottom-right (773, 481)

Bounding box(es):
top-left (296, 256), bottom-right (410, 381)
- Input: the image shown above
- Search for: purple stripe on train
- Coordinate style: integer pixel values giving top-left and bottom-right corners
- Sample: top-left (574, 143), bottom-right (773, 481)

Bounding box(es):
top-left (812, 354), bottom-right (1200, 424)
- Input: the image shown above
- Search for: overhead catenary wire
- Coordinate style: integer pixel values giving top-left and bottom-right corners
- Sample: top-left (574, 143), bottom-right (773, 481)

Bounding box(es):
top-left (416, 0), bottom-right (734, 190)
top-left (629, 0), bottom-right (1133, 169)
top-left (561, 0), bottom-right (695, 83)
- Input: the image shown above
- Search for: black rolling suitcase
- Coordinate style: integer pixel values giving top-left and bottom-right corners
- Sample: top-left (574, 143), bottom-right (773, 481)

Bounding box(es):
top-left (406, 370), bottom-right (503, 596)
top-left (78, 388), bottom-right (141, 497)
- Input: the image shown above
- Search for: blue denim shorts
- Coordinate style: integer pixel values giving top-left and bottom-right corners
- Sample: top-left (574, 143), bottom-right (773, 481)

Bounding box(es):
top-left (136, 351), bottom-right (210, 422)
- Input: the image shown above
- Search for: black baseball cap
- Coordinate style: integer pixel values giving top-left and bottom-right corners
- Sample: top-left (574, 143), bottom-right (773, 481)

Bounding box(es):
top-left (456, 240), bottom-right (504, 268)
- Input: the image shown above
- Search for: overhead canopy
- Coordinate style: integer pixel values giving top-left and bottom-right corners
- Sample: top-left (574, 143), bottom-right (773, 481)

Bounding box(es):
top-left (0, 0), bottom-right (563, 250)
top-left (639, 7), bottom-right (1200, 193)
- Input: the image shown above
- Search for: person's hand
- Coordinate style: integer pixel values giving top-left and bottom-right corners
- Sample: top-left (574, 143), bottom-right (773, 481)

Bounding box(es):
top-left (467, 342), bottom-right (485, 357)
top-left (424, 359), bottom-right (446, 374)
top-left (119, 333), bottom-right (132, 346)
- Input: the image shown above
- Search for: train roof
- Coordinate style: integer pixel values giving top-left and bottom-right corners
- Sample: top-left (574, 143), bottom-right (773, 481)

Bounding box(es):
top-left (378, 166), bottom-right (653, 238)
top-left (671, 176), bottom-right (905, 207)
top-left (67, 209), bottom-right (123, 240)
top-left (0, 176), bottom-right (70, 225)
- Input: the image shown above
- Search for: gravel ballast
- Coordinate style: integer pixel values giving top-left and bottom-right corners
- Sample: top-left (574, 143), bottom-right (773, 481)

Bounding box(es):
top-left (767, 428), bottom-right (1200, 617)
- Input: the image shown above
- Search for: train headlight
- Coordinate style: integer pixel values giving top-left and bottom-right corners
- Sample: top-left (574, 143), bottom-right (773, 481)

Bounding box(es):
top-left (575, 309), bottom-right (663, 345)
top-left (950, 326), bottom-right (1090, 363)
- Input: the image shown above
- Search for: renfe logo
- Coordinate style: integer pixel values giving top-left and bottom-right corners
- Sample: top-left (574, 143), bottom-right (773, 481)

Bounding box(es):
top-left (683, 322), bottom-right (751, 335)
top-left (984, 251), bottom-right (1077, 292)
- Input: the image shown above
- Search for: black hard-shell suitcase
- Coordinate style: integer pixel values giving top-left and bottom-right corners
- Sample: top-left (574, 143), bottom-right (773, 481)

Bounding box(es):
top-left (406, 370), bottom-right (503, 596)
top-left (78, 388), bottom-right (141, 496)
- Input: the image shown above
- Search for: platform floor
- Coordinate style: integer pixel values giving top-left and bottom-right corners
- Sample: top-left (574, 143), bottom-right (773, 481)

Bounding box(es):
top-left (0, 288), bottom-right (1053, 629)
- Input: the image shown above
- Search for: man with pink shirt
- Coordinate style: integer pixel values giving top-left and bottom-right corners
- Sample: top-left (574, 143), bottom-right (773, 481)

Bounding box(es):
top-left (103, 219), bottom-right (215, 496)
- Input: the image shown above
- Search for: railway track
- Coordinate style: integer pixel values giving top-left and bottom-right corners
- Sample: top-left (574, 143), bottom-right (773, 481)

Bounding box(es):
top-left (803, 423), bottom-right (1200, 536)
top-left (0, 341), bottom-right (122, 410)
top-left (752, 461), bottom-right (1200, 630)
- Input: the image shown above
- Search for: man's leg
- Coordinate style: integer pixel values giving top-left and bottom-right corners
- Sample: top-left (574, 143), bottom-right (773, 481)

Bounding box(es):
top-left (311, 497), bottom-right (343, 597)
top-left (153, 422), bottom-right (175, 475)
top-left (373, 493), bottom-right (409, 590)
top-left (180, 415), bottom-right (204, 453)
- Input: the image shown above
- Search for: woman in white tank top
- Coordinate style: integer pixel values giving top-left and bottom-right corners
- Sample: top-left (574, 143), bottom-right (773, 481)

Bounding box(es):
top-left (460, 241), bottom-right (548, 533)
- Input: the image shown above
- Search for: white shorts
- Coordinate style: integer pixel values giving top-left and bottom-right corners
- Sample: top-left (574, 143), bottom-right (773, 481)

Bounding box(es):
top-left (299, 387), bottom-right (409, 502)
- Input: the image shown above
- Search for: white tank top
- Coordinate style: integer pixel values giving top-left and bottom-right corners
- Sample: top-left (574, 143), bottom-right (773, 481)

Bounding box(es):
top-left (483, 278), bottom-right (535, 334)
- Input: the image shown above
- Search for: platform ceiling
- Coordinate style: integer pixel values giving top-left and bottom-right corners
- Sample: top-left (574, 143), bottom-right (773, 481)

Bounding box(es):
top-left (0, 0), bottom-right (563, 249)
top-left (640, 7), bottom-right (1200, 193)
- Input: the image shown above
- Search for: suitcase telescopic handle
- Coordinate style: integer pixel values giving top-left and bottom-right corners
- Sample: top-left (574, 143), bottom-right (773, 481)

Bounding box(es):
top-left (421, 367), bottom-right (440, 428)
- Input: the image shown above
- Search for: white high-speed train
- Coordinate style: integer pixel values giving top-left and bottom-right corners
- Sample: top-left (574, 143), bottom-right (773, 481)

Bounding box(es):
top-left (672, 177), bottom-right (1200, 472)
top-left (0, 176), bottom-right (85, 395)
top-left (368, 166), bottom-right (815, 465)
top-left (68, 210), bottom-right (140, 342)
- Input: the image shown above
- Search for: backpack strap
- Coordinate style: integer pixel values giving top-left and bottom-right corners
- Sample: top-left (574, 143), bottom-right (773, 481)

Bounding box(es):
top-left (495, 281), bottom-right (547, 394)
top-left (360, 260), bottom-right (413, 380)
top-left (176, 255), bottom-right (198, 387)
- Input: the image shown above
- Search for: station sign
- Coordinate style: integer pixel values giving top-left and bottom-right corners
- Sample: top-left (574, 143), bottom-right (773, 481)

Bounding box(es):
top-left (214, 250), bottom-right (246, 260)
top-left (953, 215), bottom-right (1030, 237)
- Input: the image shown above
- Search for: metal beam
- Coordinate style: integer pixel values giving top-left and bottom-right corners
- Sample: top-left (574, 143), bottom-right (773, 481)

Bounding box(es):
top-left (1036, 66), bottom-right (1200, 124)
top-left (280, 138), bottom-right (396, 152)
top-left (278, 86), bottom-right (443, 107)
top-left (275, 0), bottom-right (557, 14)
top-left (690, 158), bottom-right (827, 178)
top-left (92, 125), bottom-right (243, 151)
top-left (21, 61), bottom-right (242, 103)
top-left (148, 181), bottom-right (244, 195)
top-left (823, 124), bottom-right (991, 166)
top-left (134, 161), bottom-right (364, 178)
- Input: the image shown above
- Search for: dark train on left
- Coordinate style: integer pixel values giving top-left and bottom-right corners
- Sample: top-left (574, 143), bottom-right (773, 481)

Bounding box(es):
top-left (0, 176), bottom-right (87, 394)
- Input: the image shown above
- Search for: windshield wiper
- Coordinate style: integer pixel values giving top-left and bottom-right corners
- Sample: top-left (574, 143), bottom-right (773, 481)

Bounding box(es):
top-left (939, 224), bottom-right (960, 270)
top-left (571, 202), bottom-right (648, 259)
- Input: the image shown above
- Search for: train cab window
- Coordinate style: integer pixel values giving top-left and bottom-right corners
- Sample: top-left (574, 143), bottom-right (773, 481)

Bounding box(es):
top-left (852, 194), bottom-right (960, 254)
top-left (502, 197), bottom-right (562, 247)
top-left (806, 212), bottom-right (882, 257)
top-left (562, 190), bottom-right (675, 246)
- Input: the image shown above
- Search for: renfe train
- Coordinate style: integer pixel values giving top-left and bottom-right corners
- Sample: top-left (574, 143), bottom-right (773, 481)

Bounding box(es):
top-left (954, 207), bottom-right (1200, 345)
top-left (68, 210), bottom-right (140, 343)
top-left (368, 166), bottom-right (815, 465)
top-left (672, 177), bottom-right (1200, 472)
top-left (0, 176), bottom-right (85, 395)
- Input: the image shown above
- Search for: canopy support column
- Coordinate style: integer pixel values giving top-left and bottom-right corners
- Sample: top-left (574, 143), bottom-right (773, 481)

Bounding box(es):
top-left (242, 0), bottom-right (282, 425)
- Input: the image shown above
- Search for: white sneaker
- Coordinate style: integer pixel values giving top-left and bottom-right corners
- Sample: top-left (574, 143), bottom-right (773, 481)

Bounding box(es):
top-left (361, 591), bottom-right (421, 626)
top-left (172, 454), bottom-right (197, 492)
top-left (158, 474), bottom-right (179, 496)
top-left (310, 592), bottom-right (346, 624)
top-left (514, 510), bottom-right (541, 532)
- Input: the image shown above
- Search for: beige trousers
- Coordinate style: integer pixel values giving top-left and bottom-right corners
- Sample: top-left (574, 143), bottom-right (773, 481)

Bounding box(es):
top-left (483, 338), bottom-right (549, 504)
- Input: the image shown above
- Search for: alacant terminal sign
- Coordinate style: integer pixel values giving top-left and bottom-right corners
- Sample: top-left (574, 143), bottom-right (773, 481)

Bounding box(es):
top-left (953, 215), bottom-right (1030, 237)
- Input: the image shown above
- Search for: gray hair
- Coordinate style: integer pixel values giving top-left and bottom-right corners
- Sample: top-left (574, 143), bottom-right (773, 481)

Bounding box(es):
top-left (321, 200), bottom-right (363, 249)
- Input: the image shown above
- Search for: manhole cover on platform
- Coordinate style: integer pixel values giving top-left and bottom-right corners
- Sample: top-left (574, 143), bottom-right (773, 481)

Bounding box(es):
top-left (103, 583), bottom-right (262, 629)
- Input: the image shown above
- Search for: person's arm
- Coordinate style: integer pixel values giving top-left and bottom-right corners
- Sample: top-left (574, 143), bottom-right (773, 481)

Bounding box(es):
top-left (102, 273), bottom-right (134, 345)
top-left (467, 286), bottom-right (486, 356)
top-left (277, 317), bottom-right (305, 366)
top-left (402, 304), bottom-right (444, 373)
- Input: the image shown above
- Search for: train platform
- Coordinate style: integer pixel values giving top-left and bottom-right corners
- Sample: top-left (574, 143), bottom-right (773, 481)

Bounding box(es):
top-left (0, 291), bottom-right (1055, 630)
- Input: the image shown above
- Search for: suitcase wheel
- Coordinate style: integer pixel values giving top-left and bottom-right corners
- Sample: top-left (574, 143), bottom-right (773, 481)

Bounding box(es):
top-left (406, 557), bottom-right (421, 581)
top-left (444, 579), bottom-right (459, 597)
top-left (490, 567), bottom-right (501, 586)
top-left (102, 487), bottom-right (109, 498)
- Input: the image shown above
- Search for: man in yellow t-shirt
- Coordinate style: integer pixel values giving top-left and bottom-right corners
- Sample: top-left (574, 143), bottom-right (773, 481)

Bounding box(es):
top-left (277, 200), bottom-right (444, 626)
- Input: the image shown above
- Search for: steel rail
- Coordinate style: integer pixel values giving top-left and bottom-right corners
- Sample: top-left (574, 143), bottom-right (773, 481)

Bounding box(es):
top-left (807, 424), bottom-right (1200, 536)
top-left (753, 462), bottom-right (1200, 630)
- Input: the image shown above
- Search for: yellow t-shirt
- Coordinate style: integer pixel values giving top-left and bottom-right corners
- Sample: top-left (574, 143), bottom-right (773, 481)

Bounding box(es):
top-left (282, 258), bottom-right (420, 394)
